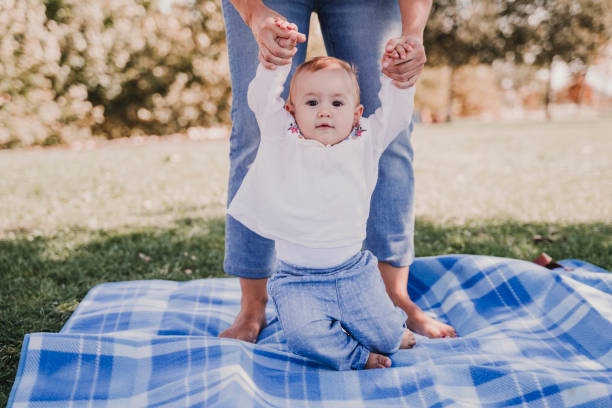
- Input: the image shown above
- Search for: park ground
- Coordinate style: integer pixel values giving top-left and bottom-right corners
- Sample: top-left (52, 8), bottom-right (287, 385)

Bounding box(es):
top-left (1, 118), bottom-right (611, 403)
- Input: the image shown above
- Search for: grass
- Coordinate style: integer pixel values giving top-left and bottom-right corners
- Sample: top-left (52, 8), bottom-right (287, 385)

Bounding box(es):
top-left (1, 118), bottom-right (611, 404)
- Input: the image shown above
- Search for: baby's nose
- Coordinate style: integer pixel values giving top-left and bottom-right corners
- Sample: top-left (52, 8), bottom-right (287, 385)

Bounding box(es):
top-left (318, 108), bottom-right (331, 117)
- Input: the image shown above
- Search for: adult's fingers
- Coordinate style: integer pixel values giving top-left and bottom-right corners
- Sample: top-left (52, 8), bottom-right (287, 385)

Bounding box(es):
top-left (258, 51), bottom-right (277, 70)
top-left (383, 59), bottom-right (423, 75)
top-left (256, 17), bottom-right (302, 57)
top-left (392, 77), bottom-right (417, 89)
top-left (383, 64), bottom-right (422, 82)
top-left (392, 74), bottom-right (419, 89)
top-left (382, 58), bottom-right (423, 81)
top-left (259, 42), bottom-right (293, 66)
top-left (267, 19), bottom-right (306, 46)
top-left (382, 51), bottom-right (425, 75)
top-left (261, 31), bottom-right (296, 58)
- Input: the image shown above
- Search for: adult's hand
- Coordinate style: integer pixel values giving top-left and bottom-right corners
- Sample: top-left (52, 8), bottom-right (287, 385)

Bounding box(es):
top-left (249, 7), bottom-right (306, 69)
top-left (381, 35), bottom-right (426, 89)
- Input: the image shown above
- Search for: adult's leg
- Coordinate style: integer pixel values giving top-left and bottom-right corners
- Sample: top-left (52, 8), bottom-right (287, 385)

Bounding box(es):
top-left (219, 0), bottom-right (312, 342)
top-left (316, 0), bottom-right (455, 338)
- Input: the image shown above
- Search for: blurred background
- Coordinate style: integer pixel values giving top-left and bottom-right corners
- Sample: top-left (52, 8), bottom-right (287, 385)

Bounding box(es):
top-left (2, 3), bottom-right (611, 402)
top-left (1, 0), bottom-right (611, 148)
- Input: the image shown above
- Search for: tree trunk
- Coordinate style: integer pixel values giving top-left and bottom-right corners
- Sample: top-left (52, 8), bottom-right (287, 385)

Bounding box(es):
top-left (545, 64), bottom-right (553, 121)
top-left (446, 66), bottom-right (455, 122)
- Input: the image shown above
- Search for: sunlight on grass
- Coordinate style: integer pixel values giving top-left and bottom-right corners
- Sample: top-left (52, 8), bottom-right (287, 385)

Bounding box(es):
top-left (0, 141), bottom-right (229, 235)
top-left (413, 118), bottom-right (612, 224)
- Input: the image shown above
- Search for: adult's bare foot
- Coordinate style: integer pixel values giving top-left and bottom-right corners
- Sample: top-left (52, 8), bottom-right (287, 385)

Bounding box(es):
top-left (379, 262), bottom-right (456, 339)
top-left (219, 277), bottom-right (268, 343)
top-left (219, 306), bottom-right (267, 343)
top-left (402, 298), bottom-right (456, 338)
top-left (365, 352), bottom-right (392, 369)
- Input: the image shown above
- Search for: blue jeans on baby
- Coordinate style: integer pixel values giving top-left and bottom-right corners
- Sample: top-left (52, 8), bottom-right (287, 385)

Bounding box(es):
top-left (221, 0), bottom-right (416, 277)
top-left (268, 250), bottom-right (408, 370)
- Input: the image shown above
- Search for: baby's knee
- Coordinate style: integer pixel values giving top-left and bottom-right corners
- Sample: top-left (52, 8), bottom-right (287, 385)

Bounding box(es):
top-left (284, 324), bottom-right (324, 355)
top-left (283, 324), bottom-right (352, 370)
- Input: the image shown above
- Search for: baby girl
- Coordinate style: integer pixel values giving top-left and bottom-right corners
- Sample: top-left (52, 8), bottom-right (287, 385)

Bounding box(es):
top-left (228, 24), bottom-right (418, 370)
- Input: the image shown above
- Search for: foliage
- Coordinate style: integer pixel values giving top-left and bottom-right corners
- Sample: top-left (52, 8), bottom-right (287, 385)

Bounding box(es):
top-left (495, 0), bottom-right (612, 117)
top-left (414, 67), bottom-right (451, 119)
top-left (422, 0), bottom-right (612, 119)
top-left (425, 0), bottom-right (612, 68)
top-left (0, 0), bottom-right (230, 148)
top-left (2, 0), bottom-right (611, 147)
top-left (424, 0), bottom-right (505, 67)
top-left (454, 65), bottom-right (501, 117)
top-left (497, 0), bottom-right (612, 68)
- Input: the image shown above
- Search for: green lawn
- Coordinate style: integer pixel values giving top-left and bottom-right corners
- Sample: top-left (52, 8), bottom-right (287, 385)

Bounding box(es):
top-left (1, 118), bottom-right (611, 404)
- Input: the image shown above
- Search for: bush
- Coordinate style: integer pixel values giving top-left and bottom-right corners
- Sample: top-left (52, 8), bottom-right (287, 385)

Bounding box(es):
top-left (0, 0), bottom-right (230, 148)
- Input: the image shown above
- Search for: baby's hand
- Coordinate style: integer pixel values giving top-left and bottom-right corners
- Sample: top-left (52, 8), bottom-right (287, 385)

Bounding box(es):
top-left (380, 36), bottom-right (425, 89)
top-left (382, 39), bottom-right (414, 68)
top-left (385, 41), bottom-right (414, 64)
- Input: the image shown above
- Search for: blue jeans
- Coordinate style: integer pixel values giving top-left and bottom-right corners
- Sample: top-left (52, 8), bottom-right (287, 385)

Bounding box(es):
top-left (268, 250), bottom-right (407, 370)
top-left (222, 0), bottom-right (416, 278)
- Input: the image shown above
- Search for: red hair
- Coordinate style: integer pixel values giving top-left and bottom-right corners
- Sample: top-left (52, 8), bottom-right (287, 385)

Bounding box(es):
top-left (288, 56), bottom-right (360, 106)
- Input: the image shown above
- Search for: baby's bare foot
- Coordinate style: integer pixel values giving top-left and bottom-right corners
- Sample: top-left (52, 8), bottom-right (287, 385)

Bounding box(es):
top-left (365, 352), bottom-right (392, 369)
top-left (400, 329), bottom-right (416, 349)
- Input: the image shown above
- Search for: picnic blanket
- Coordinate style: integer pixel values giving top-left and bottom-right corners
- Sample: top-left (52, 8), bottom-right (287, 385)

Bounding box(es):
top-left (8, 255), bottom-right (612, 407)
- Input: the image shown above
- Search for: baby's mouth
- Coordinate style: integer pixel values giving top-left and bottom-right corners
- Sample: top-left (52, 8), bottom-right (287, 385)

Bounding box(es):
top-left (316, 124), bottom-right (334, 129)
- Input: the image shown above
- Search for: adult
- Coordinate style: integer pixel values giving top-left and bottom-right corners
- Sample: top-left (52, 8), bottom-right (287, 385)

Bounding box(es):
top-left (219, 0), bottom-right (456, 343)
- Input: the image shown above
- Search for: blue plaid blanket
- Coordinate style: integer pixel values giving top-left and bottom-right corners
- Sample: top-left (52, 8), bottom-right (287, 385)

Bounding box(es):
top-left (8, 255), bottom-right (612, 407)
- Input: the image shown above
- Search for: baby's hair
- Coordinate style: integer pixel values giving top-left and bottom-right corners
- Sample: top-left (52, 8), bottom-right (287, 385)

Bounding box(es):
top-left (288, 56), bottom-right (360, 106)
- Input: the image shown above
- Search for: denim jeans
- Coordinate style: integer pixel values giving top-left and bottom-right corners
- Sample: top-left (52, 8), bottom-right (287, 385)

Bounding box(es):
top-left (268, 250), bottom-right (407, 370)
top-left (222, 0), bottom-right (416, 278)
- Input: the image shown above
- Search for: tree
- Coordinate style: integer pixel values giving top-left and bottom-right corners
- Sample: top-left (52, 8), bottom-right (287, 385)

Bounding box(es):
top-left (424, 0), bottom-right (505, 121)
top-left (497, 0), bottom-right (612, 119)
top-left (0, 0), bottom-right (230, 148)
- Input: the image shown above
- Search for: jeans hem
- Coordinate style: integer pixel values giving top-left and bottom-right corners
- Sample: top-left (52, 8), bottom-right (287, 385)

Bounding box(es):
top-left (223, 261), bottom-right (273, 279)
top-left (372, 253), bottom-right (414, 269)
top-left (352, 345), bottom-right (371, 370)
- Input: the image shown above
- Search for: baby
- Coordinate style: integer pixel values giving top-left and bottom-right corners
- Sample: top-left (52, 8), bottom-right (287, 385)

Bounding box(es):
top-left (228, 26), bottom-right (417, 370)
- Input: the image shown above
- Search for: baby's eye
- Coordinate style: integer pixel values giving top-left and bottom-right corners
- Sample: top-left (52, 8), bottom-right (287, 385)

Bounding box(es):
top-left (306, 100), bottom-right (318, 106)
top-left (332, 100), bottom-right (343, 107)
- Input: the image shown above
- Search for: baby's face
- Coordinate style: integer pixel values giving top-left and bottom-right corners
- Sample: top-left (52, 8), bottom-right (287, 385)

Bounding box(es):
top-left (287, 67), bottom-right (363, 146)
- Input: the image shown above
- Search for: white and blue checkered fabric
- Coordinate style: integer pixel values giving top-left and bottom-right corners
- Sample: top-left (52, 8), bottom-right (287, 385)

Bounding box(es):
top-left (8, 255), bottom-right (612, 407)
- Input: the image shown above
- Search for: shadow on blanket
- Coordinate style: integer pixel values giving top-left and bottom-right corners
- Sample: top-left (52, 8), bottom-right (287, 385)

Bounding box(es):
top-left (8, 255), bottom-right (612, 407)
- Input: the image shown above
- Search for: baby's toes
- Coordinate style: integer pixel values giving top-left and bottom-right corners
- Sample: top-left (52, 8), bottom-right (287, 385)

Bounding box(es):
top-left (400, 330), bottom-right (416, 349)
top-left (366, 353), bottom-right (392, 369)
top-left (377, 355), bottom-right (392, 368)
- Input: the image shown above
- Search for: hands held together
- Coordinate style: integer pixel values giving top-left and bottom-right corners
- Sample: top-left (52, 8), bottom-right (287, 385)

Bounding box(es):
top-left (250, 14), bottom-right (306, 70)
top-left (381, 36), bottom-right (426, 89)
top-left (249, 11), bottom-right (424, 86)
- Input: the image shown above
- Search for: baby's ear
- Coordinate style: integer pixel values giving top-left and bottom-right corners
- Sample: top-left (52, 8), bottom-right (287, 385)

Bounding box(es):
top-left (285, 102), bottom-right (294, 113)
top-left (354, 104), bottom-right (364, 123)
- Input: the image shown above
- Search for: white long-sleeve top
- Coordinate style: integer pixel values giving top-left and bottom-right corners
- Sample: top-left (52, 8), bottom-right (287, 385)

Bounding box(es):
top-left (228, 63), bottom-right (415, 266)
